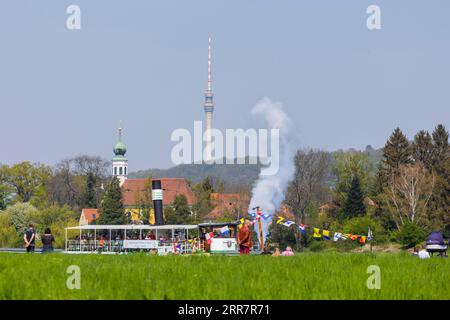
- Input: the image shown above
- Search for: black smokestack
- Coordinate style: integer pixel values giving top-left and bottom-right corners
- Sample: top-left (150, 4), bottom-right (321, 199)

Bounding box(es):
top-left (152, 180), bottom-right (164, 225)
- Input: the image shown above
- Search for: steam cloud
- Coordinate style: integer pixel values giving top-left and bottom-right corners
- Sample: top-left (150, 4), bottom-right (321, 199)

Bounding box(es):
top-left (249, 97), bottom-right (295, 217)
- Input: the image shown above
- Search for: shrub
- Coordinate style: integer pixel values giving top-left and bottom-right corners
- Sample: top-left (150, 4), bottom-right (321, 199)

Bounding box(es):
top-left (308, 240), bottom-right (325, 252)
top-left (267, 223), bottom-right (296, 249)
top-left (5, 202), bottom-right (38, 235)
top-left (397, 222), bottom-right (427, 248)
top-left (0, 212), bottom-right (21, 247)
top-left (342, 216), bottom-right (387, 244)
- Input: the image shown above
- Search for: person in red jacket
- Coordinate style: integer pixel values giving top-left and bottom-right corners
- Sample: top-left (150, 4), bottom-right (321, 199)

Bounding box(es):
top-left (238, 219), bottom-right (252, 255)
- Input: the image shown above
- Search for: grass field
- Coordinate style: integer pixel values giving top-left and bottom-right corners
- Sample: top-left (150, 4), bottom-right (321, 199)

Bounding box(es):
top-left (0, 252), bottom-right (448, 300)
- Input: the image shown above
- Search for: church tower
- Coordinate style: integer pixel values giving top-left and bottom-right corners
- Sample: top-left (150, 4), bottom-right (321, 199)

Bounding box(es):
top-left (204, 35), bottom-right (214, 162)
top-left (112, 124), bottom-right (128, 186)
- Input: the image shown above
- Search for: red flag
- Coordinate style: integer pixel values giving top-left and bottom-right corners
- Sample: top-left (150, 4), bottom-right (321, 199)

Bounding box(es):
top-left (205, 232), bottom-right (214, 244)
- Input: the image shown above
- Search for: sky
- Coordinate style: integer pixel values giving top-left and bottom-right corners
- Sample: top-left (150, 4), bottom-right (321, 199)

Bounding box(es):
top-left (1, 0), bottom-right (449, 171)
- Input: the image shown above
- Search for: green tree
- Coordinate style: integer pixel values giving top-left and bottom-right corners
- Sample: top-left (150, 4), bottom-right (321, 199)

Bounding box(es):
top-left (29, 184), bottom-right (49, 209)
top-left (431, 124), bottom-right (449, 171)
top-left (31, 204), bottom-right (78, 230)
top-left (342, 176), bottom-right (366, 219)
top-left (165, 195), bottom-right (192, 224)
top-left (98, 176), bottom-right (126, 225)
top-left (192, 176), bottom-right (214, 220)
top-left (333, 151), bottom-right (374, 211)
top-left (0, 184), bottom-right (13, 210)
top-left (381, 128), bottom-right (412, 178)
top-left (429, 124), bottom-right (449, 229)
top-left (412, 130), bottom-right (433, 169)
top-left (0, 162), bottom-right (51, 203)
top-left (81, 172), bottom-right (97, 208)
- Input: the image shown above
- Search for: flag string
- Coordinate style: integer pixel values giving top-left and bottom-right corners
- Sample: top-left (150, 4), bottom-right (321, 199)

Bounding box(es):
top-left (240, 213), bottom-right (372, 244)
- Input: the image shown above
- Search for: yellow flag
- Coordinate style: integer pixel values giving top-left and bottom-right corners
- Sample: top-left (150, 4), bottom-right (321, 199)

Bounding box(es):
top-left (276, 216), bottom-right (285, 224)
top-left (313, 228), bottom-right (321, 238)
top-left (238, 218), bottom-right (245, 229)
top-left (322, 230), bottom-right (331, 240)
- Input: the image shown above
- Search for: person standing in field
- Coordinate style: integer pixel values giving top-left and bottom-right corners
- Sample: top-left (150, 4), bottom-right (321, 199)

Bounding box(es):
top-left (24, 223), bottom-right (36, 253)
top-left (238, 219), bottom-right (252, 255)
top-left (41, 228), bottom-right (55, 253)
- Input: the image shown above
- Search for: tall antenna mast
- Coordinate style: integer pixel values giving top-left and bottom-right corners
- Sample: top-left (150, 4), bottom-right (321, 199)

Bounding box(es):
top-left (207, 34), bottom-right (212, 93)
top-left (204, 34), bottom-right (215, 162)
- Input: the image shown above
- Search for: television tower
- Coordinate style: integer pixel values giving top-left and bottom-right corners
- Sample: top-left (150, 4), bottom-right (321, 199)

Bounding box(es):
top-left (204, 35), bottom-right (214, 162)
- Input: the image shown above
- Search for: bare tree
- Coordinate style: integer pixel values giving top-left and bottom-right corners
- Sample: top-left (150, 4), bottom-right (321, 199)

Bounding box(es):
top-left (72, 155), bottom-right (110, 178)
top-left (384, 163), bottom-right (435, 230)
top-left (47, 155), bottom-right (110, 209)
top-left (285, 149), bottom-right (332, 248)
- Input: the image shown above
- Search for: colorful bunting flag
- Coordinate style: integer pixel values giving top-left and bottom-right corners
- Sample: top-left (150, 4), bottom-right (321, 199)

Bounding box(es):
top-left (220, 226), bottom-right (230, 236)
top-left (367, 227), bottom-right (373, 241)
top-left (238, 218), bottom-right (245, 229)
top-left (242, 212), bottom-right (368, 245)
top-left (313, 228), bottom-right (321, 238)
top-left (281, 220), bottom-right (295, 227)
top-left (298, 224), bottom-right (307, 234)
top-left (333, 232), bottom-right (342, 242)
top-left (276, 216), bottom-right (285, 224)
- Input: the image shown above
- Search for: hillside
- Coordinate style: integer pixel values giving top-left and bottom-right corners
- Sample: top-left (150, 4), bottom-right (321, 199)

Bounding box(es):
top-left (130, 161), bottom-right (261, 186)
top-left (129, 146), bottom-right (382, 186)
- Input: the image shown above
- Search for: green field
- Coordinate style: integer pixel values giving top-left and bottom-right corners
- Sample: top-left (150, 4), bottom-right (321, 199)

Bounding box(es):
top-left (0, 252), bottom-right (448, 300)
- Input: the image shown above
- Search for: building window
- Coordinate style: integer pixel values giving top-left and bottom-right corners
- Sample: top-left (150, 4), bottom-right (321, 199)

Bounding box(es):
top-left (114, 167), bottom-right (117, 175)
top-left (119, 167), bottom-right (123, 175)
top-left (124, 167), bottom-right (127, 175)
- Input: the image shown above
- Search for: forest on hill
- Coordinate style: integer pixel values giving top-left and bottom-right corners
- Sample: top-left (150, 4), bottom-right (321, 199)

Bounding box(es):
top-left (129, 146), bottom-right (383, 189)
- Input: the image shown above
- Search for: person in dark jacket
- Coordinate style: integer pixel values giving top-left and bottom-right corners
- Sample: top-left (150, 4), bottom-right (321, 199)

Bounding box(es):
top-left (41, 228), bottom-right (55, 253)
top-left (24, 223), bottom-right (36, 253)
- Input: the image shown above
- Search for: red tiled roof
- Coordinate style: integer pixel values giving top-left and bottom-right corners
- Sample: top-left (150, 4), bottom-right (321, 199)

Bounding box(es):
top-left (319, 203), bottom-right (335, 211)
top-left (121, 178), bottom-right (195, 207)
top-left (81, 208), bottom-right (99, 223)
top-left (207, 193), bottom-right (250, 219)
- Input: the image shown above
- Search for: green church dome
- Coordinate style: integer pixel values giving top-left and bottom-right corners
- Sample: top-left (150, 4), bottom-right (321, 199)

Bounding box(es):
top-left (113, 140), bottom-right (127, 157)
top-left (113, 124), bottom-right (127, 159)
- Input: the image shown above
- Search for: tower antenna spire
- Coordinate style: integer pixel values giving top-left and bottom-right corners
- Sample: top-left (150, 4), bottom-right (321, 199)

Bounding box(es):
top-left (118, 120), bottom-right (123, 140)
top-left (204, 34), bottom-right (215, 162)
top-left (207, 34), bottom-right (212, 92)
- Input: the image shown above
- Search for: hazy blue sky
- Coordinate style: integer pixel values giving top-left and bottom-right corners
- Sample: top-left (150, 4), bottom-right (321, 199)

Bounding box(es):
top-left (1, 0), bottom-right (449, 170)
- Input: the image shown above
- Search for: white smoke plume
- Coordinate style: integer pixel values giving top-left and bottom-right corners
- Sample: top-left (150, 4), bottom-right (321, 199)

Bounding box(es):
top-left (249, 97), bottom-right (295, 214)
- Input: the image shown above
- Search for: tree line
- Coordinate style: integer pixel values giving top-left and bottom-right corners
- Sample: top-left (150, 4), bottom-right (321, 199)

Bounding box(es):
top-left (0, 124), bottom-right (448, 250)
top-left (274, 124), bottom-right (449, 250)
